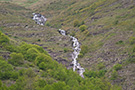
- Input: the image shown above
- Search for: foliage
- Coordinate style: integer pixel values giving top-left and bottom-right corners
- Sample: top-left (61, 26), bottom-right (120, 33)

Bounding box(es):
top-left (8, 52), bottom-right (24, 66)
top-left (0, 31), bottom-right (9, 45)
top-left (116, 40), bottom-right (124, 45)
top-left (0, 59), bottom-right (18, 80)
top-left (25, 48), bottom-right (39, 61)
top-left (84, 69), bottom-right (106, 78)
top-left (0, 31), bottom-right (121, 90)
top-left (110, 70), bottom-right (118, 80)
top-left (113, 64), bottom-right (122, 71)
top-left (79, 45), bottom-right (88, 57)
top-left (64, 48), bottom-right (68, 53)
top-left (25, 68), bottom-right (36, 77)
top-left (113, 20), bottom-right (119, 25)
top-left (79, 25), bottom-right (87, 32)
top-left (45, 21), bottom-right (51, 26)
top-left (129, 37), bottom-right (135, 45)
top-left (126, 57), bottom-right (135, 63)
top-left (73, 20), bottom-right (79, 27)
top-left (97, 62), bottom-right (105, 70)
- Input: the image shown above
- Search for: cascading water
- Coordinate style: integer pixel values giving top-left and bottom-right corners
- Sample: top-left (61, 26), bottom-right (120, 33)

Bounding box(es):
top-left (58, 29), bottom-right (85, 78)
top-left (32, 13), bottom-right (47, 26)
top-left (32, 13), bottom-right (85, 78)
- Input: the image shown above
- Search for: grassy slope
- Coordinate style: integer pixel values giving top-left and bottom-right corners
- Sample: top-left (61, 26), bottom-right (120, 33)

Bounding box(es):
top-left (33, 0), bottom-right (135, 90)
top-left (0, 0), bottom-right (135, 90)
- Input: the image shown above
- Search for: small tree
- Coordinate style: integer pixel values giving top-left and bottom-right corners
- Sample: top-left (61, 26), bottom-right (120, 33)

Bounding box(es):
top-left (25, 48), bottom-right (39, 62)
top-left (8, 53), bottom-right (24, 66)
top-left (79, 25), bottom-right (87, 32)
top-left (113, 64), bottom-right (122, 71)
top-left (0, 32), bottom-right (9, 45)
top-left (39, 62), bottom-right (46, 70)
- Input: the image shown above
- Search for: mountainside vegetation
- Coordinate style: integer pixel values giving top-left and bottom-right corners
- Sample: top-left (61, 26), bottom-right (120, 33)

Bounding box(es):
top-left (0, 0), bottom-right (135, 90)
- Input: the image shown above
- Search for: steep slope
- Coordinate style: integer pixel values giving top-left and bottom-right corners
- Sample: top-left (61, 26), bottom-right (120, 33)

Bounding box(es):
top-left (33, 0), bottom-right (135, 90)
top-left (0, 2), bottom-right (122, 90)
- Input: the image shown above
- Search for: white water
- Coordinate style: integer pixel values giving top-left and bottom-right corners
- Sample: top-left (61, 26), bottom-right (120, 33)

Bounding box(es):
top-left (58, 29), bottom-right (85, 78)
top-left (32, 13), bottom-right (85, 78)
top-left (32, 13), bottom-right (47, 26)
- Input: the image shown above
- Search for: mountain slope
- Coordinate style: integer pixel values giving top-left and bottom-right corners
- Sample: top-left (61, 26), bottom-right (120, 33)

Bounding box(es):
top-left (0, 0), bottom-right (135, 90)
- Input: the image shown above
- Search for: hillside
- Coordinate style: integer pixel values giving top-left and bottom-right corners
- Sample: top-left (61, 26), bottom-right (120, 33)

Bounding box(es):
top-left (0, 0), bottom-right (135, 90)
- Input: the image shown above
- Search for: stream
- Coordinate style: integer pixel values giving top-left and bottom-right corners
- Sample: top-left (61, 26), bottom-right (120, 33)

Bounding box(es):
top-left (33, 13), bottom-right (85, 78)
top-left (58, 29), bottom-right (85, 78)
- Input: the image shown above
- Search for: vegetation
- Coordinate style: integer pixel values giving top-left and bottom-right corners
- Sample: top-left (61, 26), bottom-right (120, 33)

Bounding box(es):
top-left (79, 25), bottom-right (87, 32)
top-left (1, 0), bottom-right (135, 89)
top-left (0, 32), bottom-right (121, 90)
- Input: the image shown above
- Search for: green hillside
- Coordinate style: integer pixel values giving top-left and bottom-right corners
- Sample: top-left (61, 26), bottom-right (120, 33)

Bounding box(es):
top-left (0, 0), bottom-right (135, 90)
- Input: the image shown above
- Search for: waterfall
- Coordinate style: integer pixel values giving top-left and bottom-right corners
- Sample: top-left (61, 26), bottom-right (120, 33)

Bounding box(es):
top-left (58, 29), bottom-right (85, 78)
top-left (32, 13), bottom-right (47, 26)
top-left (32, 13), bottom-right (85, 78)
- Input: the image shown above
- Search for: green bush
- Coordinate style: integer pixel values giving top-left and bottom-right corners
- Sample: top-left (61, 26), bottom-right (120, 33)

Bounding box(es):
top-left (25, 68), bottom-right (36, 77)
top-left (110, 70), bottom-right (118, 80)
top-left (8, 53), bottom-right (24, 66)
top-left (45, 21), bottom-right (51, 26)
top-left (0, 32), bottom-right (9, 45)
top-left (39, 62), bottom-right (46, 70)
top-left (37, 79), bottom-right (47, 88)
top-left (79, 25), bottom-right (87, 32)
top-left (35, 53), bottom-right (52, 66)
top-left (80, 45), bottom-right (88, 57)
top-left (0, 60), bottom-right (19, 80)
top-left (25, 48), bottom-right (39, 62)
top-left (73, 20), bottom-right (79, 27)
top-left (97, 62), bottom-right (105, 70)
top-left (113, 64), bottom-right (122, 71)
top-left (129, 37), bottom-right (135, 45)
top-left (127, 57), bottom-right (135, 63)
top-left (64, 48), bottom-right (68, 53)
top-left (84, 70), bottom-right (106, 78)
top-left (116, 40), bottom-right (124, 45)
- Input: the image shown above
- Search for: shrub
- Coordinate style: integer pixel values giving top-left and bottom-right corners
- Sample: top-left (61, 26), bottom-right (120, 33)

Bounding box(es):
top-left (116, 40), bottom-right (124, 45)
top-left (129, 37), bottom-right (135, 45)
top-left (97, 62), bottom-right (105, 70)
top-left (73, 20), bottom-right (79, 27)
top-left (0, 32), bottom-right (9, 45)
top-left (25, 48), bottom-right (39, 62)
top-left (80, 45), bottom-right (88, 57)
top-left (20, 42), bottom-right (32, 54)
top-left (35, 53), bottom-right (52, 66)
top-left (127, 57), bottom-right (135, 63)
top-left (8, 53), bottom-right (24, 66)
top-left (37, 39), bottom-right (41, 42)
top-left (113, 20), bottom-right (119, 25)
top-left (113, 64), bottom-right (122, 71)
top-left (37, 79), bottom-right (47, 87)
top-left (84, 70), bottom-right (106, 78)
top-left (0, 60), bottom-right (14, 80)
top-left (64, 48), bottom-right (68, 53)
top-left (79, 25), bottom-right (87, 32)
top-left (39, 62), bottom-right (46, 70)
top-left (70, 31), bottom-right (75, 36)
top-left (25, 68), bottom-right (36, 77)
top-left (32, 44), bottom-right (48, 55)
top-left (110, 70), bottom-right (118, 80)
top-left (45, 21), bottom-right (51, 26)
